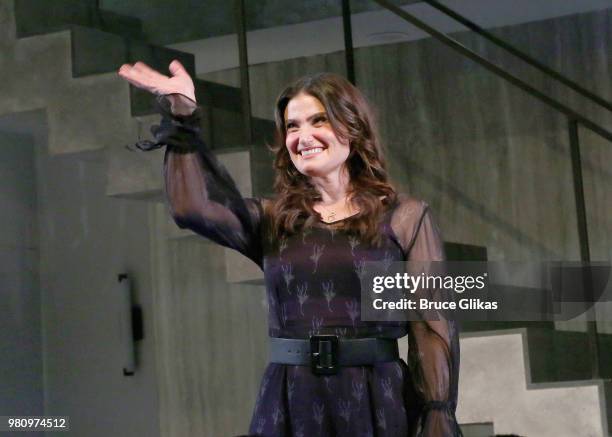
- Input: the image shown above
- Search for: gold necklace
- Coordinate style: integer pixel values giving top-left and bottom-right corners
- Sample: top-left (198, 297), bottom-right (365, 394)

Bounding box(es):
top-left (318, 199), bottom-right (351, 222)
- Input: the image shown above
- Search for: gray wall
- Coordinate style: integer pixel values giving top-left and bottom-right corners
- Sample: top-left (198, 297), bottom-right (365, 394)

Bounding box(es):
top-left (0, 2), bottom-right (157, 436)
top-left (36, 141), bottom-right (160, 437)
top-left (149, 206), bottom-right (269, 437)
top-left (0, 130), bottom-right (43, 436)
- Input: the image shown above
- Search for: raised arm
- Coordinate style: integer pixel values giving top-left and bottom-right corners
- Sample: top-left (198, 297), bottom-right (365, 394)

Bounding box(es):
top-left (118, 61), bottom-right (265, 267)
top-left (162, 96), bottom-right (264, 265)
top-left (391, 197), bottom-right (462, 437)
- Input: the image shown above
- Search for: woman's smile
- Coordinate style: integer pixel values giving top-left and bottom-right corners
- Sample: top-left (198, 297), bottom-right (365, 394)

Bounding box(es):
top-left (299, 146), bottom-right (325, 158)
top-left (284, 92), bottom-right (350, 177)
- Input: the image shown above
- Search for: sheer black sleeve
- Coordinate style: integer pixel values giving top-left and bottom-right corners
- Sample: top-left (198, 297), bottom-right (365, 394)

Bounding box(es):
top-left (136, 93), bottom-right (265, 268)
top-left (391, 196), bottom-right (462, 437)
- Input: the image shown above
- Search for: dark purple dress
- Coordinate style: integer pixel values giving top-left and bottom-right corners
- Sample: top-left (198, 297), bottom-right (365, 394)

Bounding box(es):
top-left (146, 95), bottom-right (462, 437)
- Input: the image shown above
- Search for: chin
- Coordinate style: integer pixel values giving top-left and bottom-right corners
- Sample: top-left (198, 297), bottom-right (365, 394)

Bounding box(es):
top-left (298, 163), bottom-right (329, 177)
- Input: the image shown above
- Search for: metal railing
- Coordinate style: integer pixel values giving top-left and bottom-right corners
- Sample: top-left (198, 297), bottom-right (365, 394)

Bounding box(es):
top-left (235, 0), bottom-right (253, 145)
top-left (229, 0), bottom-right (609, 378)
top-left (356, 0), bottom-right (610, 379)
top-left (421, 0), bottom-right (612, 114)
top-left (228, 0), bottom-right (609, 378)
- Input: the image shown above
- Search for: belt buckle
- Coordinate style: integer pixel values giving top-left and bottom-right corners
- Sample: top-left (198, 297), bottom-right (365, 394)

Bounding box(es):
top-left (310, 335), bottom-right (339, 375)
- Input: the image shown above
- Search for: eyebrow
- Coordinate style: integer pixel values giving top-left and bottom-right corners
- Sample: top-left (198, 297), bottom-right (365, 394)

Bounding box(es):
top-left (285, 111), bottom-right (327, 126)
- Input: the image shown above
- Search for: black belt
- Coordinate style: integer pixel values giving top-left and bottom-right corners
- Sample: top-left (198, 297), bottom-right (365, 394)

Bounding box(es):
top-left (269, 335), bottom-right (399, 375)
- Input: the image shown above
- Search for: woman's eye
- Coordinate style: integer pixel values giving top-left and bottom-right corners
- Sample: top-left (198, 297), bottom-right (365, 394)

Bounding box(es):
top-left (314, 116), bottom-right (327, 125)
top-left (286, 123), bottom-right (297, 131)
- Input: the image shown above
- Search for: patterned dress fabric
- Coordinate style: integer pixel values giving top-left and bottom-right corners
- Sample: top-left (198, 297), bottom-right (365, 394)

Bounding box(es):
top-left (144, 95), bottom-right (462, 436)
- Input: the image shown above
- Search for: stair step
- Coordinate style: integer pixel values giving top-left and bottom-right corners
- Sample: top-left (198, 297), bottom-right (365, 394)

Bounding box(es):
top-left (14, 0), bottom-right (144, 39)
top-left (132, 92), bottom-right (276, 151)
top-left (606, 380), bottom-right (612, 436)
top-left (14, 4), bottom-right (274, 150)
top-left (131, 77), bottom-right (260, 122)
top-left (61, 25), bottom-right (248, 118)
top-left (195, 79), bottom-right (243, 114)
top-left (105, 119), bottom-right (167, 202)
top-left (445, 242), bottom-right (488, 262)
top-left (464, 325), bottom-right (612, 384)
top-left (73, 26), bottom-right (195, 78)
top-left (458, 423), bottom-right (494, 437)
top-left (69, 27), bottom-right (250, 120)
top-left (106, 139), bottom-right (271, 201)
top-left (15, 11), bottom-right (246, 119)
top-left (526, 327), bottom-right (612, 383)
top-left (455, 330), bottom-right (608, 436)
top-left (216, 116), bottom-right (276, 150)
top-left (107, 141), bottom-right (271, 286)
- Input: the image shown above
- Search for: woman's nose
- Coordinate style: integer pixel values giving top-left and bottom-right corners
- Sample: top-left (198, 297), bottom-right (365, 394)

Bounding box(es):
top-left (299, 135), bottom-right (315, 148)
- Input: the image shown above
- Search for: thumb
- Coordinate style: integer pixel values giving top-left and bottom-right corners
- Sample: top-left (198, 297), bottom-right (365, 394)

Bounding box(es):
top-left (169, 60), bottom-right (189, 77)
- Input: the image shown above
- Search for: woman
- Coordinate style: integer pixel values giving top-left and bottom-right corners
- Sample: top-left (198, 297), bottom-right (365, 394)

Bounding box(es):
top-left (118, 60), bottom-right (462, 436)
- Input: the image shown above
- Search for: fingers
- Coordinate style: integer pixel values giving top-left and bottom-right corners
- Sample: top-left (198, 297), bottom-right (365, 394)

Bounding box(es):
top-left (118, 61), bottom-right (170, 92)
top-left (118, 64), bottom-right (152, 89)
top-left (117, 63), bottom-right (132, 78)
top-left (118, 62), bottom-right (166, 79)
top-left (169, 59), bottom-right (189, 78)
top-left (118, 64), bottom-right (144, 87)
top-left (117, 60), bottom-right (194, 99)
top-left (132, 61), bottom-right (167, 81)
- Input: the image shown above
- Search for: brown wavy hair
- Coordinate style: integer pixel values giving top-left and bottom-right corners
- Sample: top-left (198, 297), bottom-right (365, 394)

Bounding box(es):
top-left (266, 72), bottom-right (397, 246)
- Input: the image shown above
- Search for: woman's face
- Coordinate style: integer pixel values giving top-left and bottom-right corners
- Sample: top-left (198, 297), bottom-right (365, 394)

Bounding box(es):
top-left (284, 92), bottom-right (350, 179)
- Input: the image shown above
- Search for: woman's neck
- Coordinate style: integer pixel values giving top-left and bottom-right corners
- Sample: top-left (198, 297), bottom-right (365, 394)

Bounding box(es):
top-left (309, 167), bottom-right (351, 205)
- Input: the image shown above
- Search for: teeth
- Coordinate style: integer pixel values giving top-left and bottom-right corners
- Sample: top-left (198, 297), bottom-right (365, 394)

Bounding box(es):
top-left (301, 148), bottom-right (323, 156)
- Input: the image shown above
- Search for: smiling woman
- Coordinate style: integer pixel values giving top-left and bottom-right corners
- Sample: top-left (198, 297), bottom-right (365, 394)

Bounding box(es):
top-left (269, 73), bottom-right (398, 246)
top-left (118, 61), bottom-right (462, 437)
top-left (284, 93), bottom-right (351, 177)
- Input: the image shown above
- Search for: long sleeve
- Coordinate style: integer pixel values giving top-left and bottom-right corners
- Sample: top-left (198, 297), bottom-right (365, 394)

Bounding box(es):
top-left (391, 197), bottom-right (462, 437)
top-left (137, 94), bottom-right (265, 267)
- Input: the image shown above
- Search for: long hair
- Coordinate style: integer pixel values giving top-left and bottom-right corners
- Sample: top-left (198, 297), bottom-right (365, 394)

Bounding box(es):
top-left (266, 72), bottom-right (397, 246)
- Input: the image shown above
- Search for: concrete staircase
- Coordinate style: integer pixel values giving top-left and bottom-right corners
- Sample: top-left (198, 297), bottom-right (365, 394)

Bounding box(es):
top-left (2, 0), bottom-right (276, 281)
top-left (3, 0), bottom-right (611, 435)
top-left (396, 247), bottom-right (612, 435)
top-left (399, 320), bottom-right (612, 436)
top-left (454, 329), bottom-right (610, 436)
top-left (449, 243), bottom-right (612, 435)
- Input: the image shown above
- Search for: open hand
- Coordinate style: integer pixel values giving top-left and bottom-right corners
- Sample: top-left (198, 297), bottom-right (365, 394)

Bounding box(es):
top-left (118, 59), bottom-right (196, 103)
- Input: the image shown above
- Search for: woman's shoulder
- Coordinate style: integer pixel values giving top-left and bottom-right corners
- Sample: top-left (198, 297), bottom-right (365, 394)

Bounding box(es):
top-left (388, 193), bottom-right (436, 245)
top-left (390, 193), bottom-right (430, 218)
